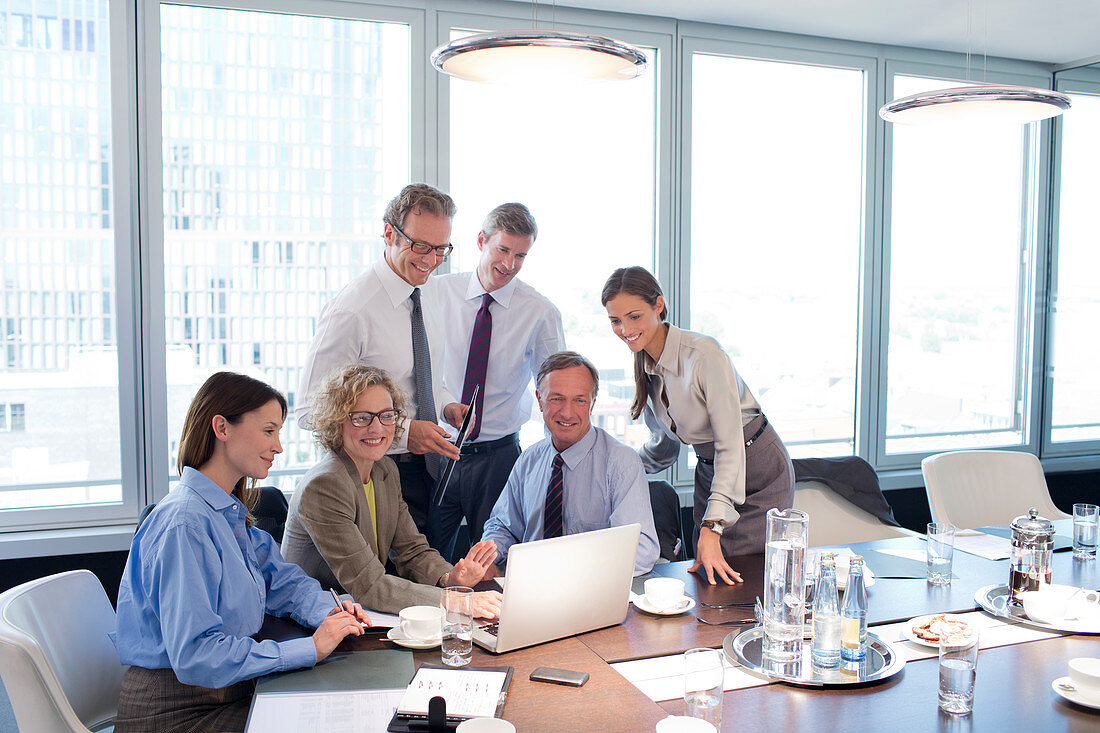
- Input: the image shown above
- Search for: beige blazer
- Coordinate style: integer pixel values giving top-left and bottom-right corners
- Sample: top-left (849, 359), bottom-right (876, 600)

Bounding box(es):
top-left (282, 450), bottom-right (452, 613)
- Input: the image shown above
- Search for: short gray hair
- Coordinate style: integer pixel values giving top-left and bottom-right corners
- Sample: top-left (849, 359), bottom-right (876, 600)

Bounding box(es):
top-left (481, 202), bottom-right (538, 241)
top-left (383, 183), bottom-right (457, 229)
top-left (536, 351), bottom-right (599, 398)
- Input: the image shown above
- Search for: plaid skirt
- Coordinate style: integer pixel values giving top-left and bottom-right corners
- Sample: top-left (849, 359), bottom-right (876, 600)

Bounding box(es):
top-left (114, 666), bottom-right (255, 733)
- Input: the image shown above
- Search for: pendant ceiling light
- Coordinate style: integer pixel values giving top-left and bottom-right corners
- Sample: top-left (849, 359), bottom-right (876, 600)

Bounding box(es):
top-left (878, 0), bottom-right (1070, 125)
top-left (431, 29), bottom-right (647, 84)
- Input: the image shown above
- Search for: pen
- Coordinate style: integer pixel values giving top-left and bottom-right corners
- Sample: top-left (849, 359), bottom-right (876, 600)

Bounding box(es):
top-left (330, 588), bottom-right (375, 631)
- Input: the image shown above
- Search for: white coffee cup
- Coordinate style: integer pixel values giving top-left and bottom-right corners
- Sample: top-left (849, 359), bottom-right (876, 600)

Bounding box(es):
top-left (1068, 657), bottom-right (1100, 698)
top-left (399, 605), bottom-right (442, 641)
top-left (655, 715), bottom-right (717, 733)
top-left (644, 578), bottom-right (686, 610)
top-left (455, 718), bottom-right (516, 732)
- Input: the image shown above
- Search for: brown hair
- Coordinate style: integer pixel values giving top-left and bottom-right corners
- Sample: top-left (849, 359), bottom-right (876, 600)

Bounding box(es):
top-left (177, 372), bottom-right (287, 527)
top-left (600, 266), bottom-right (668, 420)
top-left (383, 183), bottom-right (457, 229)
top-left (306, 364), bottom-right (408, 454)
top-left (481, 202), bottom-right (538, 241)
top-left (536, 351), bottom-right (600, 399)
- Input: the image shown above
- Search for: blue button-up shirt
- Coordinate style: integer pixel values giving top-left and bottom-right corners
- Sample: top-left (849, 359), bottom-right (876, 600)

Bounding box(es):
top-left (482, 426), bottom-right (659, 575)
top-left (113, 467), bottom-right (331, 688)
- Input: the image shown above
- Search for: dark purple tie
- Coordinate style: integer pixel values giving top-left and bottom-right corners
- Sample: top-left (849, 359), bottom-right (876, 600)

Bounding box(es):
top-left (544, 453), bottom-right (565, 539)
top-left (460, 292), bottom-right (493, 441)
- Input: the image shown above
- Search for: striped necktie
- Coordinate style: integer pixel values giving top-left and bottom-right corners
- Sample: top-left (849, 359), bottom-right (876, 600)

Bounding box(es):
top-left (409, 287), bottom-right (439, 477)
top-left (544, 453), bottom-right (565, 539)
top-left (460, 292), bottom-right (493, 441)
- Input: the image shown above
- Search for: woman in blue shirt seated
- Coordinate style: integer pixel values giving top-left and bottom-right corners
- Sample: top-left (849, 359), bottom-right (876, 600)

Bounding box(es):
top-left (113, 372), bottom-right (370, 733)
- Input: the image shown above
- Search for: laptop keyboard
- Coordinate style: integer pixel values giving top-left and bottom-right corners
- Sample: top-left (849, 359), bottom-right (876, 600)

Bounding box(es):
top-left (479, 622), bottom-right (500, 637)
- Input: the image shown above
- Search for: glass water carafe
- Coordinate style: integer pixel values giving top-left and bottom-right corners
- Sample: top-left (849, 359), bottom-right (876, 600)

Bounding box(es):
top-left (762, 507), bottom-right (809, 662)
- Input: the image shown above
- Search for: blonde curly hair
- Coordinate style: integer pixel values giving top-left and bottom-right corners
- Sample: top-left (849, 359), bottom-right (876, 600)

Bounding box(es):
top-left (307, 364), bottom-right (408, 454)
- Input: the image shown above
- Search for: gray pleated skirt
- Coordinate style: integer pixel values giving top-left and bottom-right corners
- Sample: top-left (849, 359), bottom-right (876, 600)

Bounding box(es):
top-left (691, 414), bottom-right (794, 557)
top-left (114, 665), bottom-right (255, 733)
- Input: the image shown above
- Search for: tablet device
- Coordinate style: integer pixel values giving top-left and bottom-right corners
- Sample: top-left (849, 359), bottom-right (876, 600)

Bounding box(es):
top-left (432, 384), bottom-right (477, 506)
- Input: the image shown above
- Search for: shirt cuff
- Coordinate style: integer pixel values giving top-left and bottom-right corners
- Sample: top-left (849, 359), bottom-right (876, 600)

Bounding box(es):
top-left (279, 637), bottom-right (318, 671)
top-left (704, 498), bottom-right (741, 527)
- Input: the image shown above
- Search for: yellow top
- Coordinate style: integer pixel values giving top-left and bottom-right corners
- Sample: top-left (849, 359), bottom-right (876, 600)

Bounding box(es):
top-left (363, 478), bottom-right (378, 547)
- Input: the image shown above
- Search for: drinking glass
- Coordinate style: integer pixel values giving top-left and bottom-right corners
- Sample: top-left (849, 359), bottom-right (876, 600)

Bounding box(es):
top-left (927, 522), bottom-right (955, 585)
top-left (683, 647), bottom-right (723, 728)
top-left (1073, 503), bottom-right (1098, 559)
top-left (939, 626), bottom-right (978, 715)
top-left (441, 586), bottom-right (473, 667)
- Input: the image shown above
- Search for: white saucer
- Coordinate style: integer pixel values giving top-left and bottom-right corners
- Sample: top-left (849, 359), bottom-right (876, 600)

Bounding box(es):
top-left (1052, 677), bottom-right (1100, 710)
top-left (633, 594), bottom-right (696, 616)
top-left (386, 627), bottom-right (442, 649)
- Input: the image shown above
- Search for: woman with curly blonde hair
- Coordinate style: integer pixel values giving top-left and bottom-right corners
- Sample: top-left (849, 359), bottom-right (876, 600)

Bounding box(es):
top-left (282, 364), bottom-right (502, 617)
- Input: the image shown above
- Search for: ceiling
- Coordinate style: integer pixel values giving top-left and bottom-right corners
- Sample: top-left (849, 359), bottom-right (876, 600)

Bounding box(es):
top-left (526, 0), bottom-right (1100, 67)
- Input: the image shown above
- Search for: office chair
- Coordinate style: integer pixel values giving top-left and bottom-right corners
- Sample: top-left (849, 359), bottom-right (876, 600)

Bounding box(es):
top-left (136, 485), bottom-right (288, 542)
top-left (648, 480), bottom-right (686, 562)
top-left (921, 450), bottom-right (1069, 529)
top-left (0, 570), bottom-right (125, 733)
top-left (794, 480), bottom-right (911, 547)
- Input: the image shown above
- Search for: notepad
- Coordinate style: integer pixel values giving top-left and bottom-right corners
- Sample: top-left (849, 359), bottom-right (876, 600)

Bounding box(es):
top-left (396, 666), bottom-right (511, 720)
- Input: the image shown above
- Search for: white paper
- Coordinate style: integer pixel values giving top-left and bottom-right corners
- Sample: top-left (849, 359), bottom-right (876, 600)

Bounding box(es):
top-left (953, 530), bottom-right (1012, 560)
top-left (364, 609), bottom-right (401, 628)
top-left (398, 668), bottom-right (508, 718)
top-left (873, 548), bottom-right (928, 562)
top-left (880, 610), bottom-right (1062, 662)
top-left (612, 651), bottom-right (767, 702)
top-left (246, 689), bottom-right (404, 733)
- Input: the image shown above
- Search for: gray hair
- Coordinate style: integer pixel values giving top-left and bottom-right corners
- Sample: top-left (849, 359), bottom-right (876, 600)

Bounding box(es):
top-left (536, 351), bottom-right (599, 398)
top-left (481, 202), bottom-right (538, 241)
top-left (383, 183), bottom-right (457, 229)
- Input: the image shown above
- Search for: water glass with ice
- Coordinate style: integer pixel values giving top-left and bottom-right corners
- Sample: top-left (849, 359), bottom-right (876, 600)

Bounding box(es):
top-left (441, 586), bottom-right (473, 667)
top-left (683, 647), bottom-right (723, 728)
top-left (939, 626), bottom-right (978, 715)
top-left (1073, 503), bottom-right (1098, 559)
top-left (927, 522), bottom-right (955, 585)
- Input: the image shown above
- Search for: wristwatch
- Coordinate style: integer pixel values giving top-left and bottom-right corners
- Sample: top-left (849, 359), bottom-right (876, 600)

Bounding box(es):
top-left (700, 519), bottom-right (725, 535)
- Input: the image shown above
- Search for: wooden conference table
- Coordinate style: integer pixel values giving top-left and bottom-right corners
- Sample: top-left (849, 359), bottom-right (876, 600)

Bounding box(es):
top-left (262, 532), bottom-right (1100, 732)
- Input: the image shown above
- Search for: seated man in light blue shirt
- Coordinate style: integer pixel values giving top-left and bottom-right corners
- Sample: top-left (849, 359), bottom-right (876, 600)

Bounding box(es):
top-left (482, 351), bottom-right (659, 576)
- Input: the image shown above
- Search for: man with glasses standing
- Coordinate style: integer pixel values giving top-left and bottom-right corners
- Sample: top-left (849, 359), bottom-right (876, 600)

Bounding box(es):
top-left (297, 183), bottom-right (466, 545)
top-left (433, 203), bottom-right (565, 560)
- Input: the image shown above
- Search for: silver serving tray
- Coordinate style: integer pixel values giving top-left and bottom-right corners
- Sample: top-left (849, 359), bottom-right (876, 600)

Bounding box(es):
top-left (974, 584), bottom-right (1100, 635)
top-left (724, 626), bottom-right (905, 687)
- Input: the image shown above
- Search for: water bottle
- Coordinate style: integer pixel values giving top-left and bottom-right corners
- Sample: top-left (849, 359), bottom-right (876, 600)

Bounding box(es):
top-left (810, 553), bottom-right (841, 669)
top-left (840, 555), bottom-right (867, 662)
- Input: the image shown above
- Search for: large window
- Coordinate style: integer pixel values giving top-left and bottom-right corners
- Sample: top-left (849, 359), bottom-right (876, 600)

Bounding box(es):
top-left (158, 5), bottom-right (410, 488)
top-left (884, 75), bottom-right (1035, 456)
top-left (0, 0), bottom-right (125, 514)
top-left (448, 28), bottom-right (659, 449)
top-left (689, 52), bottom-right (866, 457)
top-left (1049, 89), bottom-right (1100, 445)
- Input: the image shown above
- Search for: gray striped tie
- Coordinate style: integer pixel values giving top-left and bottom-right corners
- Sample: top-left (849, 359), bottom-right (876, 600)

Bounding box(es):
top-left (409, 287), bottom-right (440, 478)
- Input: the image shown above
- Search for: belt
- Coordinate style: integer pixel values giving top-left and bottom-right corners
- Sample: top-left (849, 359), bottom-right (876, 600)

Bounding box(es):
top-left (461, 433), bottom-right (519, 455)
top-left (391, 452), bottom-right (422, 464)
top-left (695, 416), bottom-right (769, 465)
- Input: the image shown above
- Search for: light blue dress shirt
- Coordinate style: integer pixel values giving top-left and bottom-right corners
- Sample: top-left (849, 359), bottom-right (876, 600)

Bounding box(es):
top-left (113, 467), bottom-right (332, 688)
top-left (482, 426), bottom-right (659, 575)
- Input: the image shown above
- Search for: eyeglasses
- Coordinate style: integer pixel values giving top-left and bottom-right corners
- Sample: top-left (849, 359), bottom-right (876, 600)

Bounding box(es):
top-left (348, 409), bottom-right (400, 428)
top-left (389, 222), bottom-right (454, 259)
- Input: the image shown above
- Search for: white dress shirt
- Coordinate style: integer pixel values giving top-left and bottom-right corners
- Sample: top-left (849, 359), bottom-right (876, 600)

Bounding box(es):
top-left (435, 272), bottom-right (565, 442)
top-left (638, 325), bottom-right (761, 526)
top-left (296, 258), bottom-right (456, 453)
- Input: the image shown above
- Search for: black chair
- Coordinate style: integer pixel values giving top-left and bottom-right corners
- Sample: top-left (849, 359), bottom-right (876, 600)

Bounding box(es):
top-left (135, 486), bottom-right (289, 543)
top-left (648, 479), bottom-right (686, 562)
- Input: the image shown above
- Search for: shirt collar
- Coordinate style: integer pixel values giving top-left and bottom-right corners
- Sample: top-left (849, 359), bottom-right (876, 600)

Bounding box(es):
top-left (465, 271), bottom-right (517, 308)
top-left (374, 257), bottom-right (416, 309)
top-left (558, 425), bottom-right (597, 470)
top-left (178, 466), bottom-right (240, 515)
top-left (644, 324), bottom-right (683, 378)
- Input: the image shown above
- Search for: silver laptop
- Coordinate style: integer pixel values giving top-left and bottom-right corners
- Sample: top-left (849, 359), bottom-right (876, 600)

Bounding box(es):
top-left (473, 523), bottom-right (641, 654)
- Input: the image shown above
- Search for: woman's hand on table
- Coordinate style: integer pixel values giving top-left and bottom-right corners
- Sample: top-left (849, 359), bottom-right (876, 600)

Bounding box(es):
top-left (470, 591), bottom-right (503, 620)
top-left (690, 527), bottom-right (743, 586)
top-left (312, 609), bottom-right (363, 662)
top-left (449, 540), bottom-right (498, 587)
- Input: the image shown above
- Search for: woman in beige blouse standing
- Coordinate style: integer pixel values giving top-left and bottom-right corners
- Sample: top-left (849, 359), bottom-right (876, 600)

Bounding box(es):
top-left (602, 266), bottom-right (794, 585)
top-left (282, 364), bottom-right (501, 617)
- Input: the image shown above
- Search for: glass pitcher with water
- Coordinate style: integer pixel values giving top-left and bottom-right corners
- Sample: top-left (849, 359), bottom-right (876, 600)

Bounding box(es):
top-left (762, 507), bottom-right (809, 662)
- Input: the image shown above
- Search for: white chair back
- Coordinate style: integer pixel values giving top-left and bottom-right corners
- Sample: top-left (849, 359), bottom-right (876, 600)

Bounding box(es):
top-left (920, 450), bottom-right (1069, 529)
top-left (793, 480), bottom-right (910, 547)
top-left (0, 569), bottom-right (124, 733)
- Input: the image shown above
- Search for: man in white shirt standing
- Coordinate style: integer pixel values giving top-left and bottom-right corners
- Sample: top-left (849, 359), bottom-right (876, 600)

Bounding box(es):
top-left (434, 203), bottom-right (565, 560)
top-left (296, 183), bottom-right (467, 546)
